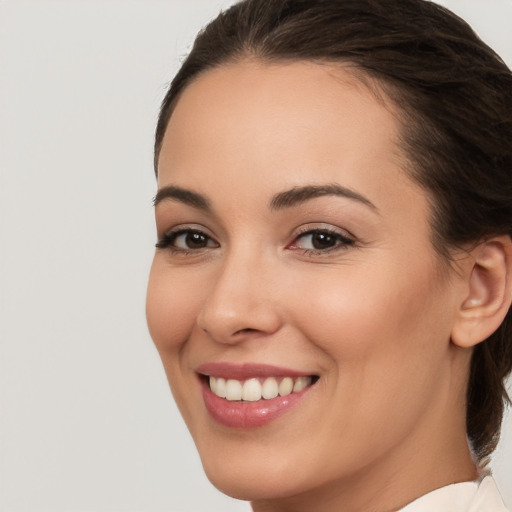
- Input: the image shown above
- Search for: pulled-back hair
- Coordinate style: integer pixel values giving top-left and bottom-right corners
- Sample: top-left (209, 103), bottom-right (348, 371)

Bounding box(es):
top-left (154, 0), bottom-right (512, 461)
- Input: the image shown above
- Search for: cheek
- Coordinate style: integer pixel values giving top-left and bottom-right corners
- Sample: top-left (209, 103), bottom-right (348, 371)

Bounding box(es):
top-left (146, 258), bottom-right (202, 354)
top-left (290, 259), bottom-right (454, 396)
top-left (285, 262), bottom-right (456, 461)
top-left (146, 257), bottom-right (207, 426)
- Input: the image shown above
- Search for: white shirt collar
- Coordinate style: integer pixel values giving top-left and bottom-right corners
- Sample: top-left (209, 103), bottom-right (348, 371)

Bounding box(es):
top-left (399, 476), bottom-right (509, 512)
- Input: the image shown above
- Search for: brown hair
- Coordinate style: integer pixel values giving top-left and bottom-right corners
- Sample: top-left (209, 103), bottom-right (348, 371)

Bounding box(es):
top-left (154, 0), bottom-right (512, 461)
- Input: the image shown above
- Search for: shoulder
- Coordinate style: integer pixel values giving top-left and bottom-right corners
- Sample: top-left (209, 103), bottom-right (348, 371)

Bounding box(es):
top-left (468, 476), bottom-right (509, 512)
top-left (399, 476), bottom-right (509, 512)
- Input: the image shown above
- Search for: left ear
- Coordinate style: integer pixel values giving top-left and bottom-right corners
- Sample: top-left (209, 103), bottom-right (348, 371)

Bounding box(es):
top-left (451, 235), bottom-right (512, 348)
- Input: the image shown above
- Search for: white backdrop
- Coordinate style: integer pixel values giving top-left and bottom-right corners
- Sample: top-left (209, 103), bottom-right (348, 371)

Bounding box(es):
top-left (0, 1), bottom-right (511, 511)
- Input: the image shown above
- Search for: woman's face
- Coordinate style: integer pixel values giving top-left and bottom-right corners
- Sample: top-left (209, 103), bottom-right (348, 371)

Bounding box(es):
top-left (147, 61), bottom-right (468, 508)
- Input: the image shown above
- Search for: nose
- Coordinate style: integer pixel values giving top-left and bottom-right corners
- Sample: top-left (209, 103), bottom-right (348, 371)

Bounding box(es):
top-left (196, 249), bottom-right (282, 344)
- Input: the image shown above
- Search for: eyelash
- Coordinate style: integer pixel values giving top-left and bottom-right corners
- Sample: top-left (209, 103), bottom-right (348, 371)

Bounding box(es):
top-left (155, 226), bottom-right (355, 256)
top-left (289, 226), bottom-right (355, 255)
top-left (155, 228), bottom-right (218, 254)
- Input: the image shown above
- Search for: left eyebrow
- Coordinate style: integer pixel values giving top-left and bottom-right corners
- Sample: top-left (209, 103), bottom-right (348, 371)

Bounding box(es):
top-left (270, 184), bottom-right (378, 212)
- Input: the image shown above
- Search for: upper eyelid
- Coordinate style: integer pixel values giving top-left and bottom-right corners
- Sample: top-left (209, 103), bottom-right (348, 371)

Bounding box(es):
top-left (292, 224), bottom-right (355, 239)
top-left (159, 223), bottom-right (215, 237)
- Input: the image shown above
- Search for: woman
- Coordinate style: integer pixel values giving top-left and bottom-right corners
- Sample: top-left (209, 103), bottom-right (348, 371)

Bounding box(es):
top-left (146, 0), bottom-right (512, 510)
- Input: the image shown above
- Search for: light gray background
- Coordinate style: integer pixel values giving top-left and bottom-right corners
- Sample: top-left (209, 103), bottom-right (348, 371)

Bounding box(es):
top-left (0, 1), bottom-right (511, 511)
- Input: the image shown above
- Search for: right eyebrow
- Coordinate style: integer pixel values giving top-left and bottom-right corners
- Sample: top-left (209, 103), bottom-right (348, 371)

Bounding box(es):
top-left (153, 185), bottom-right (212, 211)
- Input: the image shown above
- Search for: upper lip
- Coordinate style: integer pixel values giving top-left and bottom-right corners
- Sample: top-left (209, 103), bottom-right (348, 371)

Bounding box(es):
top-left (196, 362), bottom-right (316, 380)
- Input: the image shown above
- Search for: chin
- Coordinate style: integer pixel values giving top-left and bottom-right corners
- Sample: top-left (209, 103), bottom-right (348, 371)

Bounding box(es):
top-left (197, 441), bottom-right (311, 502)
top-left (203, 463), bottom-right (302, 502)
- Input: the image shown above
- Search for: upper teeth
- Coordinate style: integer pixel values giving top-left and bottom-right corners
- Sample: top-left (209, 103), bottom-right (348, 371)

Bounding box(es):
top-left (209, 376), bottom-right (312, 402)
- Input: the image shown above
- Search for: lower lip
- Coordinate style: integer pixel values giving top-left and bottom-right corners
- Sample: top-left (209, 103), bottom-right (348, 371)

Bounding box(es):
top-left (202, 382), bottom-right (311, 429)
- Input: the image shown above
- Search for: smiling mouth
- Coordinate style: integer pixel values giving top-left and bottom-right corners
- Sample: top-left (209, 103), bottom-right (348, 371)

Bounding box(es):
top-left (205, 375), bottom-right (319, 402)
top-left (197, 365), bottom-right (320, 428)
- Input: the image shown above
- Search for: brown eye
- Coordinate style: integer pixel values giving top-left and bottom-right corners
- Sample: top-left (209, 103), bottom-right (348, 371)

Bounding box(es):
top-left (156, 229), bottom-right (219, 251)
top-left (310, 232), bottom-right (338, 250)
top-left (292, 229), bottom-right (354, 253)
top-left (180, 232), bottom-right (210, 249)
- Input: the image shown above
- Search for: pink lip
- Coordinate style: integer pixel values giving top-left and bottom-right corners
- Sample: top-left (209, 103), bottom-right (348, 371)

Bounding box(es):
top-left (196, 362), bottom-right (312, 380)
top-left (196, 363), bottom-right (316, 429)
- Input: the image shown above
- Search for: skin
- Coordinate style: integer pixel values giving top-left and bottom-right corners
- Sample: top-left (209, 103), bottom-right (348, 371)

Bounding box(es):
top-left (146, 60), bottom-right (479, 512)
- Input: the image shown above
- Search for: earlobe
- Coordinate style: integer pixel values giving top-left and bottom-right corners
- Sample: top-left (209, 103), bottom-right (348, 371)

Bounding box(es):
top-left (451, 236), bottom-right (512, 348)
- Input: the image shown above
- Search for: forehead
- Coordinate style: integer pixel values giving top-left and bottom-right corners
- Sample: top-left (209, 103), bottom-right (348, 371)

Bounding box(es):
top-left (158, 59), bottom-right (407, 189)
top-left (163, 59), bottom-right (398, 136)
